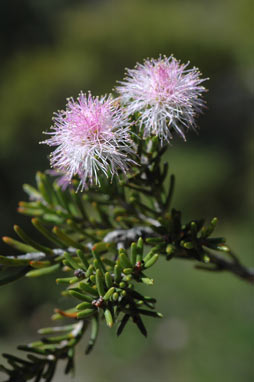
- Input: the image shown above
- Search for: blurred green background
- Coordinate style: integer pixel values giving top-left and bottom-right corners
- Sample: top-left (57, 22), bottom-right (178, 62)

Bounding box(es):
top-left (0, 0), bottom-right (253, 381)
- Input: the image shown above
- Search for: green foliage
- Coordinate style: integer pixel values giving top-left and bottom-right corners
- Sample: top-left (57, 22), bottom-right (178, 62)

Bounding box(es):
top-left (0, 135), bottom-right (252, 381)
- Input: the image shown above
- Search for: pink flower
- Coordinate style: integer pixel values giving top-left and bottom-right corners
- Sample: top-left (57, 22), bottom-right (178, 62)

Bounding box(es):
top-left (41, 92), bottom-right (135, 190)
top-left (117, 56), bottom-right (207, 142)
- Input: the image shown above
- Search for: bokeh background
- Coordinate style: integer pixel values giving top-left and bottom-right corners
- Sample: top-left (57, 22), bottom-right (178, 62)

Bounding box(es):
top-left (0, 0), bottom-right (253, 381)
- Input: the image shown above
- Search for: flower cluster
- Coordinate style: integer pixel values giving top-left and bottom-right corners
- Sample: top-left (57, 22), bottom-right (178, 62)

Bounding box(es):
top-left (117, 55), bottom-right (207, 142)
top-left (43, 56), bottom-right (207, 188)
top-left (42, 93), bottom-right (135, 190)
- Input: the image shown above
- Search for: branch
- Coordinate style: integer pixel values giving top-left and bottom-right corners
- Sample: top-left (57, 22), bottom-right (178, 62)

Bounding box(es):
top-left (200, 248), bottom-right (254, 283)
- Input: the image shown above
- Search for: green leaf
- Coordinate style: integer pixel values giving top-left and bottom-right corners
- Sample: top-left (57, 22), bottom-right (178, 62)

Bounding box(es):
top-left (77, 308), bottom-right (95, 319)
top-left (130, 242), bottom-right (137, 265)
top-left (76, 250), bottom-right (89, 270)
top-left (0, 255), bottom-right (30, 267)
top-left (36, 171), bottom-right (52, 205)
top-left (76, 301), bottom-right (93, 311)
top-left (137, 237), bottom-right (144, 262)
top-left (117, 314), bottom-right (130, 336)
top-left (56, 277), bottom-right (76, 284)
top-left (96, 269), bottom-right (105, 296)
top-left (63, 252), bottom-right (80, 270)
top-left (103, 287), bottom-right (115, 300)
top-left (32, 218), bottom-right (64, 248)
top-left (53, 227), bottom-right (87, 252)
top-left (86, 316), bottom-right (99, 354)
top-left (23, 183), bottom-right (41, 200)
top-left (67, 290), bottom-right (94, 302)
top-left (118, 253), bottom-right (131, 269)
top-left (14, 225), bottom-right (53, 256)
top-left (53, 183), bottom-right (71, 212)
top-left (92, 242), bottom-right (110, 255)
top-left (141, 277), bottom-right (154, 285)
top-left (80, 282), bottom-right (98, 297)
top-left (25, 263), bottom-right (60, 277)
top-left (134, 315), bottom-right (147, 337)
top-left (2, 236), bottom-right (37, 253)
top-left (51, 308), bottom-right (77, 320)
top-left (114, 264), bottom-right (121, 283)
top-left (104, 272), bottom-right (113, 289)
top-left (70, 189), bottom-right (87, 220)
top-left (144, 254), bottom-right (159, 269)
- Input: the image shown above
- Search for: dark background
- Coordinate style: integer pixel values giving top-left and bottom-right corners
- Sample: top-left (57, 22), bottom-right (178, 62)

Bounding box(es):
top-left (0, 1), bottom-right (253, 381)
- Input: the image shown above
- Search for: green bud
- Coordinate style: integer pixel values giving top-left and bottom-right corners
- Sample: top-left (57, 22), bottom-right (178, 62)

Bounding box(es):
top-left (190, 221), bottom-right (197, 234)
top-left (200, 217), bottom-right (218, 238)
top-left (103, 287), bottom-right (115, 301)
top-left (141, 277), bottom-right (154, 285)
top-left (119, 281), bottom-right (126, 288)
top-left (123, 274), bottom-right (132, 282)
top-left (104, 309), bottom-right (113, 328)
top-left (165, 244), bottom-right (174, 255)
top-left (211, 217), bottom-right (218, 226)
top-left (203, 255), bottom-right (210, 263)
top-left (216, 244), bottom-right (230, 253)
top-left (183, 242), bottom-right (194, 250)
top-left (90, 274), bottom-right (96, 283)
top-left (123, 268), bottom-right (133, 275)
top-left (86, 264), bottom-right (94, 277)
top-left (113, 292), bottom-right (119, 301)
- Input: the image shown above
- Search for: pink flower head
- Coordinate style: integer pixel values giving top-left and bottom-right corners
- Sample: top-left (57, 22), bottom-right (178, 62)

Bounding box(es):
top-left (41, 92), bottom-right (135, 190)
top-left (117, 55), bottom-right (208, 142)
